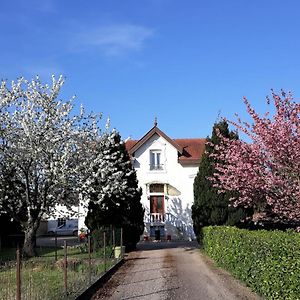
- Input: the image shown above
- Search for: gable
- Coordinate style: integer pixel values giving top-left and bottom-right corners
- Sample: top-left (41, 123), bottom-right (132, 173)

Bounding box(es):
top-left (127, 126), bottom-right (183, 155)
top-left (125, 128), bottom-right (206, 166)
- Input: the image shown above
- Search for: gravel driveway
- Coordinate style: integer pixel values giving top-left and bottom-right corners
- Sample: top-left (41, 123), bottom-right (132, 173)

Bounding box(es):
top-left (92, 241), bottom-right (261, 300)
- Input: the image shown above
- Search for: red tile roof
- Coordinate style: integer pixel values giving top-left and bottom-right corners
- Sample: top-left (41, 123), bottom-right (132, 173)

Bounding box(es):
top-left (125, 140), bottom-right (137, 152)
top-left (175, 138), bottom-right (206, 165)
top-left (125, 128), bottom-right (206, 166)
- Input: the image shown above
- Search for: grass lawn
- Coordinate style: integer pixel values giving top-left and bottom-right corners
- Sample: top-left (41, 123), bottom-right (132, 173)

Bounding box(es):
top-left (0, 244), bottom-right (114, 260)
top-left (0, 245), bottom-right (117, 300)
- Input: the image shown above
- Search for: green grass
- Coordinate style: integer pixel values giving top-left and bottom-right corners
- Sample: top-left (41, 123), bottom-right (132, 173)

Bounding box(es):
top-left (0, 261), bottom-right (64, 300)
top-left (0, 244), bottom-right (114, 260)
top-left (0, 245), bottom-right (118, 300)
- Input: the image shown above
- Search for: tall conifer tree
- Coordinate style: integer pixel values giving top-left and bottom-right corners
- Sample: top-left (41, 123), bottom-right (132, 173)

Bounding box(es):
top-left (192, 120), bottom-right (246, 237)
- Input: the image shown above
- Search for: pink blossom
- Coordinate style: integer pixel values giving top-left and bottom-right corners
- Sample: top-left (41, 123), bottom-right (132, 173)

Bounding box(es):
top-left (211, 91), bottom-right (300, 223)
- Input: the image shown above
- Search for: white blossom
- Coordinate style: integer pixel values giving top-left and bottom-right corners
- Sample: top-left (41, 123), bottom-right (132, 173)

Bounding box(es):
top-left (0, 76), bottom-right (103, 256)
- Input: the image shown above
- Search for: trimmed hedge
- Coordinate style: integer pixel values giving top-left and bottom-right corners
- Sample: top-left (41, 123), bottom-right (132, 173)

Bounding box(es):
top-left (202, 226), bottom-right (300, 300)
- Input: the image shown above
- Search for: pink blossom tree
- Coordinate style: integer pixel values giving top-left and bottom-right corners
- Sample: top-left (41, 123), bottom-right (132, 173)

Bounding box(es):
top-left (212, 91), bottom-right (300, 225)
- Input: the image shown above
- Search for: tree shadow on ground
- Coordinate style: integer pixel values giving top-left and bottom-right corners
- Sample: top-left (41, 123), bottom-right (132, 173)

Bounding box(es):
top-left (135, 240), bottom-right (199, 251)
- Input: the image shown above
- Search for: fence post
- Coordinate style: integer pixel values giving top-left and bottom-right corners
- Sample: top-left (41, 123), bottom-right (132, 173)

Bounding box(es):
top-left (103, 231), bottom-right (106, 272)
top-left (112, 227), bottom-right (115, 250)
top-left (120, 228), bottom-right (123, 258)
top-left (64, 241), bottom-right (68, 298)
top-left (54, 233), bottom-right (58, 261)
top-left (88, 235), bottom-right (91, 284)
top-left (16, 247), bottom-right (21, 300)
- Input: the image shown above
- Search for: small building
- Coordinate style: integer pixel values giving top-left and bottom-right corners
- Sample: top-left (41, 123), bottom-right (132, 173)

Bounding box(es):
top-left (46, 120), bottom-right (205, 239)
top-left (126, 120), bottom-right (205, 240)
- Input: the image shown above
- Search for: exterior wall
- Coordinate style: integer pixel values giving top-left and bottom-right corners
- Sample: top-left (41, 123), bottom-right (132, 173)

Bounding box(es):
top-left (46, 133), bottom-right (199, 239)
top-left (132, 133), bottom-right (198, 239)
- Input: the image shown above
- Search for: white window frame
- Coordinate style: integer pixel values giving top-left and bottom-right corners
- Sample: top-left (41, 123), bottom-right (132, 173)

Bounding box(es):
top-left (149, 150), bottom-right (163, 170)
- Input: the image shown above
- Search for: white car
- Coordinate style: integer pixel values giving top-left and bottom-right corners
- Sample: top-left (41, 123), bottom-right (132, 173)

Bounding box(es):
top-left (48, 224), bottom-right (78, 236)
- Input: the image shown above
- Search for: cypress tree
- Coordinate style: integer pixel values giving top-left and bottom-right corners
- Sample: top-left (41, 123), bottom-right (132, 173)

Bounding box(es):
top-left (192, 120), bottom-right (247, 238)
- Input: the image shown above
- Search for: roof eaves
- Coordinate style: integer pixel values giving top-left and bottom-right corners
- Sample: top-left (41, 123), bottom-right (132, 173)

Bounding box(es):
top-left (129, 126), bottom-right (183, 155)
top-left (178, 158), bottom-right (201, 166)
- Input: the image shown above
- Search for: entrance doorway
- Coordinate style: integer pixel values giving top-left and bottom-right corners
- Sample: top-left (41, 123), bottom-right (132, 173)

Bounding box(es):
top-left (150, 225), bottom-right (165, 240)
top-left (150, 195), bottom-right (164, 214)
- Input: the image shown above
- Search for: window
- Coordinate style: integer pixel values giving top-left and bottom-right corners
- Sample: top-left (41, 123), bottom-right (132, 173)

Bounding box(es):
top-left (150, 150), bottom-right (163, 170)
top-left (57, 218), bottom-right (66, 227)
top-left (150, 184), bottom-right (164, 193)
top-left (150, 196), bottom-right (164, 214)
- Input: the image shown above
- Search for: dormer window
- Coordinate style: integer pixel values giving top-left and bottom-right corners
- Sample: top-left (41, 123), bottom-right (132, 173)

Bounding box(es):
top-left (150, 150), bottom-right (163, 170)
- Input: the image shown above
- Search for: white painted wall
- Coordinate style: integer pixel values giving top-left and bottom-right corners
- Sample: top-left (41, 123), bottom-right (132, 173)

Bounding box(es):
top-left (47, 133), bottom-right (199, 239)
top-left (132, 133), bottom-right (198, 239)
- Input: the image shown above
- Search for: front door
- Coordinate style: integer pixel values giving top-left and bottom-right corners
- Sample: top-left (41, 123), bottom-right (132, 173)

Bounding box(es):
top-left (150, 225), bottom-right (165, 239)
top-left (150, 196), bottom-right (164, 214)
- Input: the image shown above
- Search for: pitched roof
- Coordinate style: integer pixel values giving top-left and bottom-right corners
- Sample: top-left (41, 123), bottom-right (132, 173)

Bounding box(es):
top-left (125, 140), bottom-right (137, 152)
top-left (127, 125), bottom-right (183, 155)
top-left (125, 126), bottom-right (206, 166)
top-left (175, 138), bottom-right (206, 165)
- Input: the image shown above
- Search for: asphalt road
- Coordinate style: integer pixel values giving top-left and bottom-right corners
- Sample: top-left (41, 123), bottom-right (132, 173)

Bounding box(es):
top-left (92, 241), bottom-right (261, 300)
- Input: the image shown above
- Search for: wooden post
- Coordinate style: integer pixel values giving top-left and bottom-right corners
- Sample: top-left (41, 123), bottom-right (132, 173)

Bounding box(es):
top-left (64, 241), bottom-right (67, 297)
top-left (120, 228), bottom-right (123, 258)
top-left (103, 232), bottom-right (106, 272)
top-left (54, 233), bottom-right (58, 261)
top-left (16, 248), bottom-right (21, 300)
top-left (88, 235), bottom-right (91, 284)
top-left (112, 227), bottom-right (115, 250)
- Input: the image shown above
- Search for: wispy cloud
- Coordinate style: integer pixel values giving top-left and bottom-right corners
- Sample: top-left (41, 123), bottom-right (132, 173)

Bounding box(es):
top-left (74, 24), bottom-right (154, 56)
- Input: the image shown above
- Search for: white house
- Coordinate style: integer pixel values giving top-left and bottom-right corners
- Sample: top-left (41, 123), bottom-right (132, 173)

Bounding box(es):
top-left (125, 121), bottom-right (205, 240)
top-left (45, 121), bottom-right (205, 240)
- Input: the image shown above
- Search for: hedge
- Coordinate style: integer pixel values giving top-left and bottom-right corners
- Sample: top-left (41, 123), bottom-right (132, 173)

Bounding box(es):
top-left (202, 226), bottom-right (300, 300)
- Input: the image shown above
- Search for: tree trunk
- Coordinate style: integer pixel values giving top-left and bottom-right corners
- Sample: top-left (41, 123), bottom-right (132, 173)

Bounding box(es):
top-left (23, 226), bottom-right (37, 257)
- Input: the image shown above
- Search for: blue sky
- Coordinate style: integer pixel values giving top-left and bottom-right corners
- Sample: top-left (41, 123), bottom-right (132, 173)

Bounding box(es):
top-left (1, 0), bottom-right (300, 140)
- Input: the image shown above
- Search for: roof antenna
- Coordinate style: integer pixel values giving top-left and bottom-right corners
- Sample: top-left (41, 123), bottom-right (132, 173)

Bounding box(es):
top-left (154, 117), bottom-right (158, 127)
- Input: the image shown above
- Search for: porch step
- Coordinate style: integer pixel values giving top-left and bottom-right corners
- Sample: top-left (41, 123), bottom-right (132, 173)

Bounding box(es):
top-left (143, 222), bottom-right (187, 241)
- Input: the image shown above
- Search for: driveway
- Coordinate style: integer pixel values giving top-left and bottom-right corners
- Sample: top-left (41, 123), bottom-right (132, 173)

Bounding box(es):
top-left (92, 241), bottom-right (261, 300)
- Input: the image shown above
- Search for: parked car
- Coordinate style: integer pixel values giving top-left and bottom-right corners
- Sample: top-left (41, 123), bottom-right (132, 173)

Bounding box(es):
top-left (48, 224), bottom-right (78, 236)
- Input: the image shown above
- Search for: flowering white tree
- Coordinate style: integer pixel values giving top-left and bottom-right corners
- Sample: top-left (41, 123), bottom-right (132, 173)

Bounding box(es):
top-left (82, 129), bottom-right (139, 203)
top-left (0, 76), bottom-right (102, 256)
top-left (212, 91), bottom-right (300, 225)
top-left (84, 129), bottom-right (144, 249)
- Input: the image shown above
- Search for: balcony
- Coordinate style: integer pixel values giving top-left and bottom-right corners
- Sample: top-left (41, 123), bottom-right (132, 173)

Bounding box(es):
top-left (146, 213), bottom-right (181, 225)
top-left (148, 213), bottom-right (165, 223)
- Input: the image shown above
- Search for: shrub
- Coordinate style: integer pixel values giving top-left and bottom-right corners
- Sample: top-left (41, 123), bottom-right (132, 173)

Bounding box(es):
top-left (202, 226), bottom-right (300, 300)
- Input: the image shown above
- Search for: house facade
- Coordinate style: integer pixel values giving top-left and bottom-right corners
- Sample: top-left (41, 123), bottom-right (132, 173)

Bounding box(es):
top-left (126, 121), bottom-right (205, 240)
top-left (45, 121), bottom-right (205, 240)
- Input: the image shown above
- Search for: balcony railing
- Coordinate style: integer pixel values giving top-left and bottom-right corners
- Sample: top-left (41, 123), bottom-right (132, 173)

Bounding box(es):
top-left (149, 164), bottom-right (164, 170)
top-left (146, 213), bottom-right (183, 227)
top-left (148, 213), bottom-right (165, 223)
